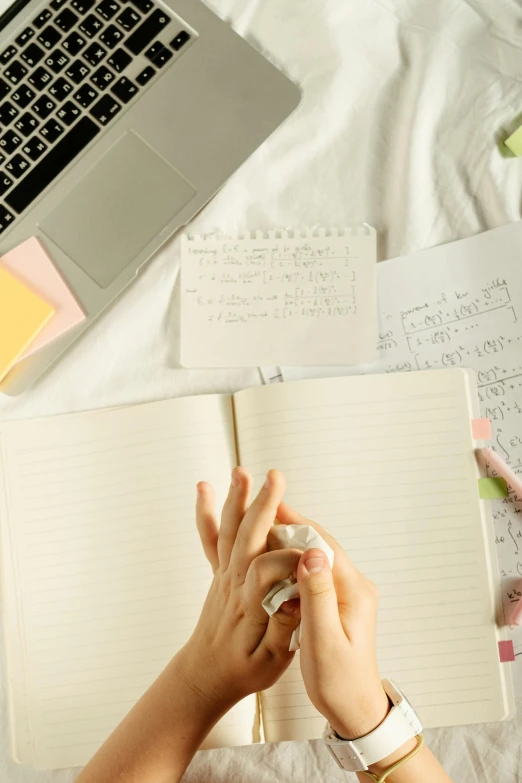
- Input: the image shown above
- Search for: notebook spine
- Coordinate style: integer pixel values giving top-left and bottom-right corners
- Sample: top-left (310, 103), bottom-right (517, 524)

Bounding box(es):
top-left (182, 224), bottom-right (374, 242)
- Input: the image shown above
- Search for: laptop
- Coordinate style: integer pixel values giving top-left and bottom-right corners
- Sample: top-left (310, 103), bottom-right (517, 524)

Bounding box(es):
top-left (0, 0), bottom-right (300, 395)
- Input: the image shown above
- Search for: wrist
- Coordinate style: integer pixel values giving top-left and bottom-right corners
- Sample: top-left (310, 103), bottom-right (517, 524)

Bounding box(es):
top-left (171, 648), bottom-right (235, 723)
top-left (330, 684), bottom-right (391, 741)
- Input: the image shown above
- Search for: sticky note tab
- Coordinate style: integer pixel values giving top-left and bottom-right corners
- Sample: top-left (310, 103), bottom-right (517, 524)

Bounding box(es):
top-left (498, 640), bottom-right (515, 663)
top-left (505, 125), bottom-right (522, 156)
top-left (472, 418), bottom-right (492, 440)
top-left (478, 477), bottom-right (508, 499)
top-left (0, 268), bottom-right (54, 383)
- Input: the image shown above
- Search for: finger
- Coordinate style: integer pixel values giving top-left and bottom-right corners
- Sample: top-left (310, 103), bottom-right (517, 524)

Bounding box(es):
top-left (230, 469), bottom-right (286, 581)
top-left (217, 467), bottom-right (252, 569)
top-left (277, 502), bottom-right (361, 601)
top-left (256, 609), bottom-right (300, 662)
top-left (195, 482), bottom-right (219, 572)
top-left (297, 549), bottom-right (345, 648)
top-left (243, 548), bottom-right (303, 621)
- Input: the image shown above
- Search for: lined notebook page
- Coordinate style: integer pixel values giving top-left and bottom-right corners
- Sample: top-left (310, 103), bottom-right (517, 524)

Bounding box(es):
top-left (0, 394), bottom-right (256, 769)
top-left (234, 370), bottom-right (512, 741)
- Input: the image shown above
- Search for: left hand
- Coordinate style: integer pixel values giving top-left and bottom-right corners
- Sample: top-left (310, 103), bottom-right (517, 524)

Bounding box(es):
top-left (176, 467), bottom-right (302, 714)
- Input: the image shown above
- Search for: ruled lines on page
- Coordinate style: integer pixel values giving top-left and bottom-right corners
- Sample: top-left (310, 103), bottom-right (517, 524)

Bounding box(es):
top-left (0, 394), bottom-right (256, 769)
top-left (234, 370), bottom-right (507, 740)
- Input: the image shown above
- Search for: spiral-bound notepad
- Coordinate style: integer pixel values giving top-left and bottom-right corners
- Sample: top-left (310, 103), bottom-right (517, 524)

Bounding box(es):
top-left (180, 227), bottom-right (377, 367)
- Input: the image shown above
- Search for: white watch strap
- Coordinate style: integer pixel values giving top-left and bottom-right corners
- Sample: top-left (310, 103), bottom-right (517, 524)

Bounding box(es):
top-left (323, 679), bottom-right (422, 772)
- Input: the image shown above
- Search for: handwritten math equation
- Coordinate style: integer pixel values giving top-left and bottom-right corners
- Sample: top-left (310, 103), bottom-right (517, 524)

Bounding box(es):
top-left (187, 242), bottom-right (362, 324)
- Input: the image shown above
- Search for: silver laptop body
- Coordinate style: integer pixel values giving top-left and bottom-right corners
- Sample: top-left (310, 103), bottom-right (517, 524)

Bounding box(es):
top-left (0, 0), bottom-right (300, 395)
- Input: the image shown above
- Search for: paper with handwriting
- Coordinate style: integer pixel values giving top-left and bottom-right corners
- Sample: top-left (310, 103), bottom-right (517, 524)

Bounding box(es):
top-left (283, 221), bottom-right (522, 663)
top-left (181, 228), bottom-right (377, 367)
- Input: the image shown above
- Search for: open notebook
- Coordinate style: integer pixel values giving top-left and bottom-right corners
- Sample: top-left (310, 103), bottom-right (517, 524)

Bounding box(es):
top-left (0, 370), bottom-right (514, 769)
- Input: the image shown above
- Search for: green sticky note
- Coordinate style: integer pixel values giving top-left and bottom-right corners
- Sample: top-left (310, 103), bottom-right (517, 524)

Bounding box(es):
top-left (505, 126), bottom-right (522, 156)
top-left (478, 477), bottom-right (508, 499)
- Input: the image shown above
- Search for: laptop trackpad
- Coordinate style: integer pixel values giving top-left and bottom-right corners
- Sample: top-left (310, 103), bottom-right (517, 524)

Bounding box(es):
top-left (40, 132), bottom-right (197, 288)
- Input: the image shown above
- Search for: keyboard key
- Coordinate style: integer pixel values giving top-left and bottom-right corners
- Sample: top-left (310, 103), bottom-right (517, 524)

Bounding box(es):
top-left (110, 75), bottom-right (137, 103)
top-left (170, 30), bottom-right (190, 51)
top-left (0, 205), bottom-right (14, 233)
top-left (0, 129), bottom-right (23, 154)
top-left (0, 173), bottom-right (13, 196)
top-left (107, 47), bottom-right (130, 73)
top-left (55, 9), bottom-right (79, 32)
top-left (72, 0), bottom-right (95, 11)
top-left (45, 49), bottom-right (70, 73)
top-left (21, 42), bottom-right (45, 66)
top-left (49, 77), bottom-right (73, 101)
top-left (80, 13), bottom-right (104, 37)
top-left (56, 99), bottom-right (81, 125)
top-left (0, 102), bottom-right (18, 124)
top-left (50, 0), bottom-right (68, 10)
top-left (62, 32), bottom-right (86, 56)
top-left (83, 42), bottom-right (106, 65)
top-left (125, 10), bottom-right (171, 55)
top-left (29, 65), bottom-right (53, 90)
top-left (14, 112), bottom-right (39, 136)
top-left (33, 9), bottom-right (52, 29)
top-left (74, 83), bottom-right (98, 107)
top-left (22, 135), bottom-right (47, 161)
top-left (0, 45), bottom-right (17, 65)
top-left (95, 0), bottom-right (120, 20)
top-left (40, 118), bottom-right (64, 143)
top-left (15, 27), bottom-right (35, 47)
top-left (6, 116), bottom-right (99, 213)
top-left (6, 153), bottom-right (30, 178)
top-left (144, 41), bottom-right (162, 61)
top-left (91, 64), bottom-right (115, 89)
top-left (5, 61), bottom-right (28, 85)
top-left (100, 24), bottom-right (123, 48)
top-left (116, 7), bottom-right (140, 30)
top-left (0, 78), bottom-right (10, 100)
top-left (38, 26), bottom-right (62, 49)
top-left (149, 44), bottom-right (171, 67)
top-left (66, 59), bottom-right (91, 84)
top-left (130, 0), bottom-right (152, 13)
top-left (11, 85), bottom-right (36, 108)
top-left (136, 65), bottom-right (155, 85)
top-left (31, 95), bottom-right (56, 118)
top-left (90, 92), bottom-right (120, 124)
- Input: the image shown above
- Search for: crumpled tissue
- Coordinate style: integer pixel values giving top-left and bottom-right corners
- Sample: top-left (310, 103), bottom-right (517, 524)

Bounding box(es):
top-left (262, 524), bottom-right (334, 651)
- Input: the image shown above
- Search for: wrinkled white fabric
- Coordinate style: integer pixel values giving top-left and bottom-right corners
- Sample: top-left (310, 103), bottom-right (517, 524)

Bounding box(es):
top-left (1, 0), bottom-right (522, 780)
top-left (262, 525), bottom-right (334, 650)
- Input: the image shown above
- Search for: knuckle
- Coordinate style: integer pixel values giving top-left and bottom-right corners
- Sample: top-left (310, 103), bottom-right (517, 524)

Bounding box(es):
top-left (306, 577), bottom-right (333, 599)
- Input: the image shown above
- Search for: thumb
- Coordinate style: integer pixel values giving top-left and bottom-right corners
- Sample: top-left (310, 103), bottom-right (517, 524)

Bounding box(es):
top-left (297, 549), bottom-right (344, 642)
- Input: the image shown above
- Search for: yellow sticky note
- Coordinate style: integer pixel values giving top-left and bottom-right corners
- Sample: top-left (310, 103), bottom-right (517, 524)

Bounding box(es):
top-left (478, 477), bottom-right (509, 499)
top-left (0, 268), bottom-right (54, 383)
top-left (505, 126), bottom-right (522, 156)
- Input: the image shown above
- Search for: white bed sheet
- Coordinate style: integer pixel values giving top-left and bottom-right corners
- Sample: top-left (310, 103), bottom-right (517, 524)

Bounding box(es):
top-left (2, 0), bottom-right (522, 779)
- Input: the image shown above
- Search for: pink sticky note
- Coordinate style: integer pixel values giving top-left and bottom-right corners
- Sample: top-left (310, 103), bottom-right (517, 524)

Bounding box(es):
top-left (498, 640), bottom-right (515, 662)
top-left (472, 418), bottom-right (492, 440)
top-left (0, 237), bottom-right (85, 361)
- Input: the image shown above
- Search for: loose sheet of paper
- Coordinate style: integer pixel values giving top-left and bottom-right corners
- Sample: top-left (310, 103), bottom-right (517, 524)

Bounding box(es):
top-left (0, 394), bottom-right (256, 768)
top-left (181, 228), bottom-right (377, 367)
top-left (234, 371), bottom-right (512, 740)
top-left (282, 221), bottom-right (522, 675)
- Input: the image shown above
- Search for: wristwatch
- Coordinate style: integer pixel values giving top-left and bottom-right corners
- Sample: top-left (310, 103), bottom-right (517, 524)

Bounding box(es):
top-left (323, 679), bottom-right (423, 773)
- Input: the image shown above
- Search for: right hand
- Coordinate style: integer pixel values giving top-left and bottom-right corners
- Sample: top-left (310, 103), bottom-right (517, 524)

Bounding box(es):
top-left (277, 503), bottom-right (390, 740)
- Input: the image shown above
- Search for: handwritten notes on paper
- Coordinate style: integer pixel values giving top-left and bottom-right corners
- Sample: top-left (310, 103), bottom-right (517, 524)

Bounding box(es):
top-left (180, 228), bottom-right (377, 367)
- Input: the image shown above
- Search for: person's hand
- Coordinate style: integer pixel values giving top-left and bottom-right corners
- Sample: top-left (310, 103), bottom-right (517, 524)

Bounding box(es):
top-left (177, 468), bottom-right (302, 715)
top-left (276, 503), bottom-right (390, 741)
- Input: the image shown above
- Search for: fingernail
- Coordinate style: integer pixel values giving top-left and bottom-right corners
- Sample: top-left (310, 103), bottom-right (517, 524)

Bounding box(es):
top-left (304, 554), bottom-right (325, 574)
top-left (231, 469), bottom-right (240, 488)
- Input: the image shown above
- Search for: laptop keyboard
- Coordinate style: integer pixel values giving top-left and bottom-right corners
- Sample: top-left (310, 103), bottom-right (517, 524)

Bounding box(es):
top-left (0, 0), bottom-right (192, 233)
